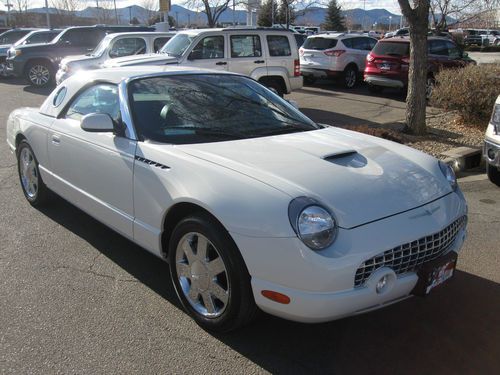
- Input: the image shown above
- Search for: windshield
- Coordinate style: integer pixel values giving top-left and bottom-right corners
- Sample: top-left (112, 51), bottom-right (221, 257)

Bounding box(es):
top-left (91, 35), bottom-right (112, 57)
top-left (160, 33), bottom-right (195, 56)
top-left (129, 74), bottom-right (320, 144)
top-left (0, 30), bottom-right (31, 45)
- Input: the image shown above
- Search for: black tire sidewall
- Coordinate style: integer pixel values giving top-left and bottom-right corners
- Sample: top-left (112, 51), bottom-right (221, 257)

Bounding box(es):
top-left (168, 213), bottom-right (254, 332)
top-left (343, 66), bottom-right (358, 88)
top-left (487, 163), bottom-right (500, 186)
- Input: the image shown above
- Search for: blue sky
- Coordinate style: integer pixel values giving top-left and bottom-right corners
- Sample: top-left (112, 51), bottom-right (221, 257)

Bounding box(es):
top-left (1, 0), bottom-right (402, 15)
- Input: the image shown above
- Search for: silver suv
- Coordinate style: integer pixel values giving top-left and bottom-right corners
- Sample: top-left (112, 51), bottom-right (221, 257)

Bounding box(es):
top-left (104, 27), bottom-right (303, 96)
top-left (299, 33), bottom-right (377, 88)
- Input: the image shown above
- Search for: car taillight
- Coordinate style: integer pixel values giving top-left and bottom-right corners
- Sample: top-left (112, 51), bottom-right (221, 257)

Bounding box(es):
top-left (294, 59), bottom-right (300, 76)
top-left (324, 49), bottom-right (345, 57)
top-left (299, 47), bottom-right (304, 56)
top-left (366, 53), bottom-right (375, 62)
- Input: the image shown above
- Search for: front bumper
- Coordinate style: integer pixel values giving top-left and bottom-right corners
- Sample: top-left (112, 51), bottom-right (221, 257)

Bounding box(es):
top-left (288, 76), bottom-right (303, 93)
top-left (484, 139), bottom-right (500, 168)
top-left (5, 59), bottom-right (24, 77)
top-left (232, 191), bottom-right (467, 323)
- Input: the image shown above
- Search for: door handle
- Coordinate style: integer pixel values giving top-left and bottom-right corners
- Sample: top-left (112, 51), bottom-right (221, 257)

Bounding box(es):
top-left (51, 135), bottom-right (60, 145)
top-left (254, 60), bottom-right (265, 64)
top-left (215, 61), bottom-right (227, 65)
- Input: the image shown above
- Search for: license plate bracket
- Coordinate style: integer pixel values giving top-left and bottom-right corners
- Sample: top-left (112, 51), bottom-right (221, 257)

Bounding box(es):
top-left (411, 251), bottom-right (457, 296)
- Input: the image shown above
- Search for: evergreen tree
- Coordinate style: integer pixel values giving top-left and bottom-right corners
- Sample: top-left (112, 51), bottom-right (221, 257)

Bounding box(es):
top-left (323, 0), bottom-right (346, 31)
top-left (258, 0), bottom-right (278, 27)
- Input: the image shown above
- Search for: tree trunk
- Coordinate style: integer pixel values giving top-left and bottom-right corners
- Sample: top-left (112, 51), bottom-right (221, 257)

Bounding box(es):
top-left (398, 0), bottom-right (430, 135)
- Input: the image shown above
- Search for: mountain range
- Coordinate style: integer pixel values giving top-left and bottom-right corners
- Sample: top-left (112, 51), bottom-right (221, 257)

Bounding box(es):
top-left (26, 5), bottom-right (406, 28)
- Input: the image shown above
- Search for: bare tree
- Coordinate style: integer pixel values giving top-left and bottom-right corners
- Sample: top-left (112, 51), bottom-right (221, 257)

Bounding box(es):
top-left (430, 0), bottom-right (478, 31)
top-left (51, 0), bottom-right (83, 24)
top-left (140, 0), bottom-right (159, 24)
top-left (184, 0), bottom-right (231, 27)
top-left (398, 0), bottom-right (430, 135)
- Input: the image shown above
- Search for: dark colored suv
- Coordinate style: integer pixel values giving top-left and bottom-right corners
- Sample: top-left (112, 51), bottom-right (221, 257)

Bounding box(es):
top-left (364, 37), bottom-right (475, 97)
top-left (6, 25), bottom-right (153, 87)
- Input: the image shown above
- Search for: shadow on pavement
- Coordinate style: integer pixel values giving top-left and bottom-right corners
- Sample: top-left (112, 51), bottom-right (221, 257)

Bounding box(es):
top-left (0, 77), bottom-right (54, 96)
top-left (301, 108), bottom-right (383, 127)
top-left (37, 195), bottom-right (500, 374)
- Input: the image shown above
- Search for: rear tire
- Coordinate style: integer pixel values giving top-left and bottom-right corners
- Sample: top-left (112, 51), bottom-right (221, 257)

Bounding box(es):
top-left (487, 163), bottom-right (500, 187)
top-left (168, 213), bottom-right (258, 332)
top-left (17, 140), bottom-right (50, 206)
top-left (263, 79), bottom-right (285, 97)
top-left (343, 65), bottom-right (358, 89)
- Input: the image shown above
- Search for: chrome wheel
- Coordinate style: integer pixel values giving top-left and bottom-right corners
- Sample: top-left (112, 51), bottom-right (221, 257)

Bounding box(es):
top-left (175, 232), bottom-right (230, 318)
top-left (28, 64), bottom-right (50, 86)
top-left (19, 147), bottom-right (38, 199)
top-left (345, 69), bottom-right (356, 87)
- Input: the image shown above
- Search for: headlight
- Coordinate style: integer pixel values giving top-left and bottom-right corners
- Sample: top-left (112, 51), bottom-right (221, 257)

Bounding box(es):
top-left (490, 103), bottom-right (500, 134)
top-left (439, 161), bottom-right (457, 191)
top-left (288, 197), bottom-right (337, 250)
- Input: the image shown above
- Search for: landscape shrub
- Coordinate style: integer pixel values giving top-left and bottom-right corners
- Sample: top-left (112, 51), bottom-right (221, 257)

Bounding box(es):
top-left (431, 63), bottom-right (500, 123)
top-left (464, 45), bottom-right (500, 52)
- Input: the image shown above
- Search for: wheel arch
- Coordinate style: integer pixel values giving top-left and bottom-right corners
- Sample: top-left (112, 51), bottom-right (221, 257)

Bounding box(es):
top-left (23, 57), bottom-right (56, 75)
top-left (160, 201), bottom-right (232, 259)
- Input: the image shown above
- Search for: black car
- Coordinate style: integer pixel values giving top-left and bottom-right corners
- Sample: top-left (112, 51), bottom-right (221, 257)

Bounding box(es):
top-left (6, 25), bottom-right (154, 87)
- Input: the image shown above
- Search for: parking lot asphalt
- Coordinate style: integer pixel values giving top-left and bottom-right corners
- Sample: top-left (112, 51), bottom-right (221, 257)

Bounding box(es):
top-left (1, 77), bottom-right (499, 374)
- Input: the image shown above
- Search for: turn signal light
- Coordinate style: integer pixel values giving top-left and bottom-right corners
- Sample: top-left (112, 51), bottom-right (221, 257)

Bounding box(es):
top-left (294, 59), bottom-right (300, 76)
top-left (366, 53), bottom-right (375, 62)
top-left (261, 290), bottom-right (291, 304)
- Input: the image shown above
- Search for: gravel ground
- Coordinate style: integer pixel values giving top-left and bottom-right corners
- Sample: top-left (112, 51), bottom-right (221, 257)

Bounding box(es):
top-left (344, 111), bottom-right (486, 158)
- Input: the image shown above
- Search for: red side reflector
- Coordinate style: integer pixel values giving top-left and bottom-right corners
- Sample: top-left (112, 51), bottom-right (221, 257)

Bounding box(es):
top-left (261, 290), bottom-right (291, 304)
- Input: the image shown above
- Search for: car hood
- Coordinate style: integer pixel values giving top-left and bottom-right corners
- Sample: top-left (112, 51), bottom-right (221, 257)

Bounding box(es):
top-left (104, 53), bottom-right (179, 67)
top-left (62, 54), bottom-right (98, 66)
top-left (178, 127), bottom-right (451, 229)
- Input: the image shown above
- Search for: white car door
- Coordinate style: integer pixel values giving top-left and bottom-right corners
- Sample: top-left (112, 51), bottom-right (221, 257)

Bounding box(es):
top-left (47, 83), bottom-right (136, 238)
top-left (227, 34), bottom-right (266, 75)
top-left (183, 35), bottom-right (229, 71)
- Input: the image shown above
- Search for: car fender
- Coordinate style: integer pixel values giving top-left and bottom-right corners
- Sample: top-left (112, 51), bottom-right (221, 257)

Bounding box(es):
top-left (249, 66), bottom-right (269, 82)
top-left (260, 66), bottom-right (291, 92)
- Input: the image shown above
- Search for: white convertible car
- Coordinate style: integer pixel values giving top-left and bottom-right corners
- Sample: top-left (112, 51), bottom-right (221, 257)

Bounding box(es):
top-left (6, 67), bottom-right (467, 332)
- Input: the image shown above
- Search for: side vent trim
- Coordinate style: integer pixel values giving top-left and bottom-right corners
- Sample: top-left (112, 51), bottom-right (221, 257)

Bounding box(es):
top-left (135, 156), bottom-right (170, 170)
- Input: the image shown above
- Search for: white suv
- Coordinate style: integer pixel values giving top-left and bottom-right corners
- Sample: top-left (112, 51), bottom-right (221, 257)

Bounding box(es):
top-left (103, 28), bottom-right (303, 96)
top-left (299, 33), bottom-right (377, 88)
top-left (56, 32), bottom-right (175, 84)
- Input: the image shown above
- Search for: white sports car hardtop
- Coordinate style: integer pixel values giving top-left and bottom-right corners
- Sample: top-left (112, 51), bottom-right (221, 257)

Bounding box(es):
top-left (6, 66), bottom-right (468, 332)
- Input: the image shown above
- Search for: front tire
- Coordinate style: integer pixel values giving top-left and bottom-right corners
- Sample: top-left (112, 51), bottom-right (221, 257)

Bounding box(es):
top-left (487, 163), bottom-right (500, 186)
top-left (25, 61), bottom-right (53, 87)
top-left (17, 141), bottom-right (50, 206)
top-left (168, 213), bottom-right (257, 332)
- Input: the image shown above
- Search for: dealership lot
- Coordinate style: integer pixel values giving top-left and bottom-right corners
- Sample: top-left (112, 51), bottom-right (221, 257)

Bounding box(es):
top-left (1, 78), bottom-right (499, 374)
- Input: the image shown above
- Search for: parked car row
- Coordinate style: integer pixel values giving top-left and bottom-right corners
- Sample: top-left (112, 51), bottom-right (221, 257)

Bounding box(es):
top-left (298, 32), bottom-right (475, 98)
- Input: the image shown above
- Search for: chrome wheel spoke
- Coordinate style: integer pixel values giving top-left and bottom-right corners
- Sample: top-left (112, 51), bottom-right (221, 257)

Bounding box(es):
top-left (207, 257), bottom-right (225, 277)
top-left (177, 262), bottom-right (191, 279)
top-left (210, 282), bottom-right (228, 304)
top-left (201, 291), bottom-right (216, 314)
top-left (181, 237), bottom-right (196, 264)
top-left (196, 235), bottom-right (208, 260)
top-left (188, 283), bottom-right (200, 301)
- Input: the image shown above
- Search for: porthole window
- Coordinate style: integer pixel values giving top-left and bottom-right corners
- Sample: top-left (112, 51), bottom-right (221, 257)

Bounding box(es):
top-left (53, 86), bottom-right (67, 107)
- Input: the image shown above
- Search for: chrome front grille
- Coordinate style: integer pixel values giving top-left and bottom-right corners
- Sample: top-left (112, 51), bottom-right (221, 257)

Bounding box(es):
top-left (354, 216), bottom-right (467, 287)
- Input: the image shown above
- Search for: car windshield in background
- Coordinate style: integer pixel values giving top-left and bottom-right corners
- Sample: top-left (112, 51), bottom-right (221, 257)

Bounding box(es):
top-left (0, 30), bottom-right (31, 45)
top-left (373, 41), bottom-right (410, 56)
top-left (129, 74), bottom-right (320, 144)
top-left (303, 37), bottom-right (338, 50)
top-left (160, 33), bottom-right (194, 56)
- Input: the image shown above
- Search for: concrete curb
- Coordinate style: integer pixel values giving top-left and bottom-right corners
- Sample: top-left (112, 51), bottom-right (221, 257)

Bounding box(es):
top-left (441, 146), bottom-right (483, 174)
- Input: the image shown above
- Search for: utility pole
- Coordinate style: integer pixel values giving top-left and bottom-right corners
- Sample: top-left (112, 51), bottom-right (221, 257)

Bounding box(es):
top-left (362, 0), bottom-right (366, 30)
top-left (128, 6), bottom-right (132, 24)
top-left (5, 0), bottom-right (12, 27)
top-left (96, 0), bottom-right (100, 24)
top-left (113, 0), bottom-right (118, 24)
top-left (44, 0), bottom-right (51, 28)
top-left (271, 0), bottom-right (274, 26)
top-left (232, 0), bottom-right (235, 26)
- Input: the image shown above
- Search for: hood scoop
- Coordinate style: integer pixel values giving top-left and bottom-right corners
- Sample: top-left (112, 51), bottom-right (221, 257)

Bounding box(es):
top-left (324, 151), bottom-right (368, 168)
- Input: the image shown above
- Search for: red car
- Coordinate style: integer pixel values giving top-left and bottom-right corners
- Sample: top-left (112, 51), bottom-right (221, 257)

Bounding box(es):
top-left (364, 36), bottom-right (475, 97)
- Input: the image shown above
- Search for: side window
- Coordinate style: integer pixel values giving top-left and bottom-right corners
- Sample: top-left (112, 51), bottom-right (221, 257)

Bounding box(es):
top-left (429, 40), bottom-right (448, 56)
top-left (342, 38), bottom-right (353, 48)
top-left (65, 84), bottom-right (120, 122)
top-left (446, 41), bottom-right (461, 59)
top-left (190, 36), bottom-right (225, 59)
top-left (109, 38), bottom-right (146, 58)
top-left (59, 30), bottom-right (85, 46)
top-left (267, 35), bottom-right (291, 57)
top-left (367, 38), bottom-right (377, 50)
top-left (154, 37), bottom-right (171, 52)
top-left (230, 35), bottom-right (262, 58)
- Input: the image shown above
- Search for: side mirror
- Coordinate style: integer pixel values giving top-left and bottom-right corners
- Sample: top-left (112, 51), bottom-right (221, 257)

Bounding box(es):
top-left (80, 113), bottom-right (115, 133)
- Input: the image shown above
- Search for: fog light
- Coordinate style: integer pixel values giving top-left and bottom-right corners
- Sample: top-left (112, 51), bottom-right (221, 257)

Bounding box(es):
top-left (376, 275), bottom-right (389, 294)
top-left (487, 148), bottom-right (496, 161)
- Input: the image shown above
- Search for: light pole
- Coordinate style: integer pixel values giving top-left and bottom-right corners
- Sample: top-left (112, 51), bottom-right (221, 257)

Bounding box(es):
top-left (389, 16), bottom-right (392, 32)
top-left (44, 0), bottom-right (51, 28)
